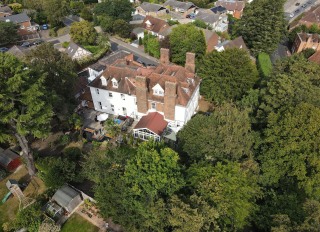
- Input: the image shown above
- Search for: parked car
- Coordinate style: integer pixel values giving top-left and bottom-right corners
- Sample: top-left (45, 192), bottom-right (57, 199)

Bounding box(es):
top-left (21, 42), bottom-right (31, 47)
top-left (290, 13), bottom-right (294, 17)
top-left (0, 47), bottom-right (9, 52)
top-left (32, 40), bottom-right (43, 45)
top-left (294, 9), bottom-right (300, 14)
top-left (302, 3), bottom-right (307, 8)
top-left (41, 24), bottom-right (49, 30)
top-left (295, 2), bottom-right (300, 6)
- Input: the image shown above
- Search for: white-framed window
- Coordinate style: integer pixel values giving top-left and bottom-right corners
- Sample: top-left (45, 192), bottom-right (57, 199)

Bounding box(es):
top-left (111, 104), bottom-right (114, 111)
top-left (96, 88), bottom-right (99, 94)
top-left (98, 101), bottom-right (102, 109)
top-left (109, 92), bottom-right (113, 97)
top-left (112, 80), bottom-right (118, 88)
top-left (151, 102), bottom-right (156, 109)
top-left (121, 94), bottom-right (125, 100)
top-left (153, 89), bottom-right (164, 96)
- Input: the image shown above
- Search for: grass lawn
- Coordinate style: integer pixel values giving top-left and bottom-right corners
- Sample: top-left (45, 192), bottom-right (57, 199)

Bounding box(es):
top-left (61, 214), bottom-right (99, 232)
top-left (83, 45), bottom-right (100, 54)
top-left (0, 166), bottom-right (46, 231)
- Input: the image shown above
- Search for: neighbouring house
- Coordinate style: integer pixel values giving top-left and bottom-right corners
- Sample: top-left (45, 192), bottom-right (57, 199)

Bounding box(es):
top-left (88, 48), bottom-right (201, 132)
top-left (292, 32), bottom-right (320, 53)
top-left (0, 5), bottom-right (12, 17)
top-left (140, 16), bottom-right (170, 39)
top-left (308, 50), bottom-right (320, 65)
top-left (66, 42), bottom-right (92, 61)
top-left (0, 12), bottom-right (37, 36)
top-left (215, 0), bottom-right (245, 19)
top-left (130, 14), bottom-right (145, 25)
top-left (290, 5), bottom-right (320, 30)
top-left (133, 112), bottom-right (168, 141)
top-left (0, 147), bottom-right (21, 172)
top-left (132, 27), bottom-right (145, 40)
top-left (210, 6), bottom-right (227, 14)
top-left (7, 45), bottom-right (28, 59)
top-left (135, 2), bottom-right (168, 17)
top-left (215, 36), bottom-right (248, 52)
top-left (201, 29), bottom-right (220, 52)
top-left (163, 0), bottom-right (196, 16)
top-left (194, 9), bottom-right (228, 31)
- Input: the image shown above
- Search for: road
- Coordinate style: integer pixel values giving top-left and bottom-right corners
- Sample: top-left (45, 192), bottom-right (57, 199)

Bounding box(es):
top-left (110, 37), bottom-right (159, 66)
top-left (285, 0), bottom-right (319, 22)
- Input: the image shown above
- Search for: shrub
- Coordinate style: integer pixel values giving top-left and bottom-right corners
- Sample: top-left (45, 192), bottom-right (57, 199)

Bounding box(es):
top-left (62, 41), bottom-right (70, 48)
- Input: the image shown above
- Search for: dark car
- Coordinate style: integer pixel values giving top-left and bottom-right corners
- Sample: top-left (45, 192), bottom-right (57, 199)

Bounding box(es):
top-left (41, 24), bottom-right (49, 30)
top-left (32, 40), bottom-right (43, 45)
top-left (294, 9), bottom-right (300, 14)
top-left (21, 42), bottom-right (31, 47)
top-left (0, 47), bottom-right (9, 52)
top-left (295, 2), bottom-right (300, 6)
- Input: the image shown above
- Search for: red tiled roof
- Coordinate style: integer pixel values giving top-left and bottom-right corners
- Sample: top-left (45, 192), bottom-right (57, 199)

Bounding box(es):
top-left (308, 50), bottom-right (320, 65)
top-left (215, 0), bottom-right (245, 11)
top-left (134, 112), bottom-right (168, 135)
top-left (142, 16), bottom-right (170, 34)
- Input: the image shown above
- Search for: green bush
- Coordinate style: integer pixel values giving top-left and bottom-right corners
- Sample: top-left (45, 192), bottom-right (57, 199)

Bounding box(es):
top-left (192, 19), bottom-right (207, 29)
top-left (62, 41), bottom-right (70, 48)
top-left (257, 52), bottom-right (272, 78)
top-left (167, 19), bottom-right (179, 26)
top-left (84, 45), bottom-right (100, 54)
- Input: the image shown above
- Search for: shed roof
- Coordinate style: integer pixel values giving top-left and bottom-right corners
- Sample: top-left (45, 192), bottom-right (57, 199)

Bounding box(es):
top-left (0, 148), bottom-right (19, 167)
top-left (52, 185), bottom-right (82, 212)
top-left (164, 0), bottom-right (195, 11)
top-left (134, 112), bottom-right (168, 135)
top-left (140, 2), bottom-right (166, 12)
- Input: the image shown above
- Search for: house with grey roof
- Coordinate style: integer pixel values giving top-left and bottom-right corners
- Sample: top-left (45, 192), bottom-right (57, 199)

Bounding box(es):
top-left (7, 45), bottom-right (28, 59)
top-left (194, 9), bottom-right (228, 31)
top-left (135, 2), bottom-right (168, 17)
top-left (215, 36), bottom-right (248, 52)
top-left (51, 185), bottom-right (82, 213)
top-left (0, 5), bottom-right (12, 17)
top-left (0, 12), bottom-right (36, 36)
top-left (66, 42), bottom-right (92, 61)
top-left (163, 0), bottom-right (196, 14)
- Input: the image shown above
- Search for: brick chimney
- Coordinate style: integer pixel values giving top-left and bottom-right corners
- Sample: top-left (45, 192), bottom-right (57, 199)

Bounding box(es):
top-left (135, 76), bottom-right (148, 113)
top-left (160, 48), bottom-right (170, 65)
top-left (185, 52), bottom-right (195, 73)
top-left (164, 81), bottom-right (176, 120)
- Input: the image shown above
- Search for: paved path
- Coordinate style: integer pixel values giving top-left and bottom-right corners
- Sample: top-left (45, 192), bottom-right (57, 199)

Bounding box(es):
top-left (110, 37), bottom-right (159, 65)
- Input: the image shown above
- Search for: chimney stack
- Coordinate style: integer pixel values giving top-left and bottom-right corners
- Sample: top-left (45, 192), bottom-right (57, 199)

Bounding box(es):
top-left (135, 76), bottom-right (148, 113)
top-left (160, 48), bottom-right (170, 65)
top-left (164, 81), bottom-right (176, 120)
top-left (185, 52), bottom-right (195, 73)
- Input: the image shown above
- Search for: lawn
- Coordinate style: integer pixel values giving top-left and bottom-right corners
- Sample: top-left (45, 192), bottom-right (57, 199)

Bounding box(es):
top-left (61, 214), bottom-right (99, 232)
top-left (83, 45), bottom-right (101, 55)
top-left (0, 166), bottom-right (46, 231)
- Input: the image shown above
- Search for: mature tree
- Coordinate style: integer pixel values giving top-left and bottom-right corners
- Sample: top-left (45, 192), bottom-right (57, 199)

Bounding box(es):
top-left (70, 20), bottom-right (98, 45)
top-left (13, 203), bottom-right (43, 231)
top-left (93, 0), bottom-right (133, 22)
top-left (144, 35), bottom-right (160, 58)
top-left (0, 53), bottom-right (53, 176)
top-left (113, 19), bottom-right (131, 38)
top-left (25, 43), bottom-right (77, 105)
top-left (96, 15), bottom-right (114, 33)
top-left (234, 0), bottom-right (286, 55)
top-left (259, 103), bottom-right (320, 198)
top-left (36, 156), bottom-right (76, 189)
top-left (168, 194), bottom-right (220, 232)
top-left (169, 23), bottom-right (206, 65)
top-left (187, 161), bottom-right (260, 230)
top-left (257, 54), bottom-right (320, 124)
top-left (124, 142), bottom-right (184, 199)
top-left (80, 7), bottom-right (93, 21)
top-left (0, 21), bottom-right (18, 45)
top-left (178, 103), bottom-right (254, 162)
top-left (43, 0), bottom-right (70, 27)
top-left (198, 48), bottom-right (258, 103)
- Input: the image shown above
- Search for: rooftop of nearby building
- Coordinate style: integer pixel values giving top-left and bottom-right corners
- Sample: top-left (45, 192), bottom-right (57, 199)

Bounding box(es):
top-left (308, 50), bottom-right (320, 65)
top-left (195, 10), bottom-right (220, 24)
top-left (215, 0), bottom-right (245, 11)
top-left (0, 5), bottom-right (12, 14)
top-left (142, 15), bottom-right (170, 33)
top-left (134, 112), bottom-right (168, 135)
top-left (66, 42), bottom-right (92, 58)
top-left (297, 32), bottom-right (320, 43)
top-left (163, 0), bottom-right (196, 11)
top-left (89, 49), bottom-right (200, 107)
top-left (210, 6), bottom-right (227, 14)
top-left (139, 2), bottom-right (166, 12)
top-left (0, 12), bottom-right (30, 23)
top-left (52, 185), bottom-right (82, 212)
top-left (290, 5), bottom-right (320, 29)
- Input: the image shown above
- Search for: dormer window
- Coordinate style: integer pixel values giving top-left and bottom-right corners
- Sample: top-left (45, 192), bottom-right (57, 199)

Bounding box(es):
top-left (111, 78), bottom-right (118, 88)
top-left (152, 84), bottom-right (164, 96)
top-left (187, 78), bottom-right (194, 85)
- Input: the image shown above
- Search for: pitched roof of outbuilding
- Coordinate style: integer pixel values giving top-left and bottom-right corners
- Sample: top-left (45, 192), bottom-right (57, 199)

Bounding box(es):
top-left (0, 148), bottom-right (19, 167)
top-left (0, 12), bottom-right (30, 23)
top-left (163, 0), bottom-right (196, 11)
top-left (52, 185), bottom-right (82, 212)
top-left (139, 2), bottom-right (166, 12)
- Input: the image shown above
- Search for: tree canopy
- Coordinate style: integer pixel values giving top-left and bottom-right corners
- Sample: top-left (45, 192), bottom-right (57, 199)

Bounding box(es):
top-left (93, 0), bottom-right (133, 22)
top-left (198, 48), bottom-right (258, 103)
top-left (169, 23), bottom-right (206, 65)
top-left (0, 21), bottom-right (18, 46)
top-left (70, 20), bottom-right (98, 45)
top-left (0, 53), bottom-right (53, 176)
top-left (234, 0), bottom-right (286, 55)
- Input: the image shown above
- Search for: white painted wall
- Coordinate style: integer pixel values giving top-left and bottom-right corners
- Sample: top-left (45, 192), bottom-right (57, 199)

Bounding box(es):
top-left (90, 87), bottom-right (138, 117)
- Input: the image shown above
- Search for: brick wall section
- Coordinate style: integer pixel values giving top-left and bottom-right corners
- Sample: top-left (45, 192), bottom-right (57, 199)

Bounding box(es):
top-left (164, 81), bottom-right (176, 120)
top-left (136, 76), bottom-right (148, 113)
top-left (185, 52), bottom-right (195, 73)
top-left (160, 48), bottom-right (170, 65)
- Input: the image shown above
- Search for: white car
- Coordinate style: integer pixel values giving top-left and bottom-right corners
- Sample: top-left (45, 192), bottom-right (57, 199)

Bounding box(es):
top-left (290, 13), bottom-right (294, 17)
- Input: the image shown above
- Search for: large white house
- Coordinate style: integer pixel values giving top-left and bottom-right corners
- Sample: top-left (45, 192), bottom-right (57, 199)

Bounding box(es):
top-left (88, 48), bottom-right (200, 133)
